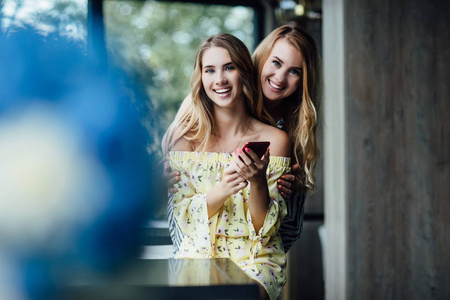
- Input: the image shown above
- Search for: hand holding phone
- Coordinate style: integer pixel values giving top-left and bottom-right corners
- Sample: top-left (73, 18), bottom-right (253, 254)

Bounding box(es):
top-left (242, 141), bottom-right (270, 158)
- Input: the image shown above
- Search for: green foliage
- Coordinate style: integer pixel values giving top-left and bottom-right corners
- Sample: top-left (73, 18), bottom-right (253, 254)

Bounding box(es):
top-left (1, 0), bottom-right (87, 41)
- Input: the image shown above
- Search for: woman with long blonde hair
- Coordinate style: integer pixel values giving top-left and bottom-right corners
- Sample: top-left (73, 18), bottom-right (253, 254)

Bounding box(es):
top-left (252, 25), bottom-right (321, 250)
top-left (163, 33), bottom-right (291, 300)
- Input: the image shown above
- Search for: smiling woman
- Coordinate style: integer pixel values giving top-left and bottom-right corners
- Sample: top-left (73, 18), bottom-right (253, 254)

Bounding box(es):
top-left (201, 47), bottom-right (243, 110)
top-left (260, 39), bottom-right (303, 106)
top-left (162, 33), bottom-right (291, 300)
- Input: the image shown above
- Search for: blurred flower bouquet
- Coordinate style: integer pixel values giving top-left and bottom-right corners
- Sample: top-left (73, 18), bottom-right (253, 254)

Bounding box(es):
top-left (0, 28), bottom-right (159, 300)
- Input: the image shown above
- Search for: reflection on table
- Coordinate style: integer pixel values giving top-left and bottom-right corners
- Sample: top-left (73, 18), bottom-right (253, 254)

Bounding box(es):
top-left (62, 258), bottom-right (260, 300)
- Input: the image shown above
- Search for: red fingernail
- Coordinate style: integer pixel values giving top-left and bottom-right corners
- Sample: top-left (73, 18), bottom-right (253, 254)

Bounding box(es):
top-left (267, 147), bottom-right (270, 151)
top-left (238, 148), bottom-right (242, 153)
top-left (245, 147), bottom-right (249, 152)
top-left (278, 185), bottom-right (282, 189)
top-left (278, 179), bottom-right (281, 183)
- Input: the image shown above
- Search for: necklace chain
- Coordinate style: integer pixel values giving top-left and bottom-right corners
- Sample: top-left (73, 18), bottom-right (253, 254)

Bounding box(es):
top-left (216, 118), bottom-right (251, 153)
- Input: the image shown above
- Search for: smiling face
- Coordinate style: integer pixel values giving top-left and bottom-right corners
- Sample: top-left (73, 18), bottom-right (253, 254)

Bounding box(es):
top-left (201, 46), bottom-right (243, 109)
top-left (260, 39), bottom-right (303, 102)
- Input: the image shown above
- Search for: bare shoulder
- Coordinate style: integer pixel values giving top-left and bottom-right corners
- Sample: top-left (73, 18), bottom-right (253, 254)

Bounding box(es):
top-left (251, 120), bottom-right (290, 157)
top-left (170, 127), bottom-right (193, 151)
top-left (265, 125), bottom-right (291, 157)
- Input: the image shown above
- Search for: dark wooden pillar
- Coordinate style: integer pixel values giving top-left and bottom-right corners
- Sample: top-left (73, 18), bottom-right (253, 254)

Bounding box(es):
top-left (323, 0), bottom-right (450, 299)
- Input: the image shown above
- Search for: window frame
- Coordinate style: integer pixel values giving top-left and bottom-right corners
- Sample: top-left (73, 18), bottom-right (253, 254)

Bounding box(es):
top-left (88, 0), bottom-right (269, 61)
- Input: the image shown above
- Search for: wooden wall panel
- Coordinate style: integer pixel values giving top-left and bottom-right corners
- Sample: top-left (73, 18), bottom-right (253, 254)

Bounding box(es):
top-left (344, 0), bottom-right (450, 299)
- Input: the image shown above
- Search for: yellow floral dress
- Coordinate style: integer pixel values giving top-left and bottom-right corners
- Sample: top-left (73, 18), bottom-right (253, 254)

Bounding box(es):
top-left (169, 151), bottom-right (290, 300)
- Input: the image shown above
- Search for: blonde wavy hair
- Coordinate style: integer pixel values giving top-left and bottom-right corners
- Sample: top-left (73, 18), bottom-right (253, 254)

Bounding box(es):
top-left (253, 25), bottom-right (322, 190)
top-left (163, 33), bottom-right (267, 155)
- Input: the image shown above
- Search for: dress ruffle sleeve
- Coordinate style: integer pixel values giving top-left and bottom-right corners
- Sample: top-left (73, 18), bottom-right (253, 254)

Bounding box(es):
top-left (246, 156), bottom-right (290, 264)
top-left (169, 152), bottom-right (212, 258)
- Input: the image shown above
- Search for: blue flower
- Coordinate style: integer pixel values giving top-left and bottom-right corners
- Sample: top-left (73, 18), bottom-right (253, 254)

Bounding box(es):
top-left (0, 27), bottom-right (162, 300)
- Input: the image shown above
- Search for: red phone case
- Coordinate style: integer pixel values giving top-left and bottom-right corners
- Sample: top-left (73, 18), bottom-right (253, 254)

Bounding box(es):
top-left (243, 141), bottom-right (270, 158)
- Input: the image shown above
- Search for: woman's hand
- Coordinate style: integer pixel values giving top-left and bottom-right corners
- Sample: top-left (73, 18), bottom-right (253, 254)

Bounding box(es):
top-left (206, 164), bottom-right (247, 218)
top-left (219, 164), bottom-right (249, 196)
top-left (278, 164), bottom-right (299, 199)
top-left (234, 147), bottom-right (270, 233)
top-left (163, 162), bottom-right (181, 194)
top-left (232, 147), bottom-right (269, 183)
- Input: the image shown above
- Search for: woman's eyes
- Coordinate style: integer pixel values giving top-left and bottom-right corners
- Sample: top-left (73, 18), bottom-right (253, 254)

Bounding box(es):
top-left (204, 65), bottom-right (235, 73)
top-left (272, 60), bottom-right (301, 76)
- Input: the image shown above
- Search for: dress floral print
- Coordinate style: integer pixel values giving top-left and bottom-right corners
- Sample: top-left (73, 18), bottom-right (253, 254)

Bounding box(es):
top-left (169, 151), bottom-right (290, 300)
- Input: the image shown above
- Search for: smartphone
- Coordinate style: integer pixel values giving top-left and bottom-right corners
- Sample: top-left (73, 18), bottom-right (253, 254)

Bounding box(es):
top-left (243, 141), bottom-right (270, 158)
